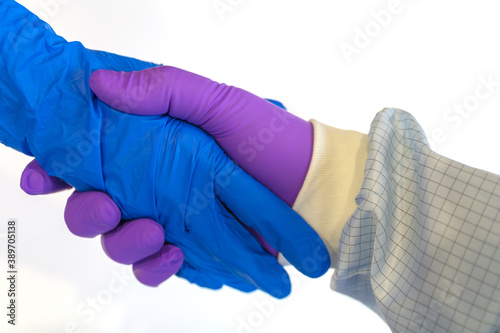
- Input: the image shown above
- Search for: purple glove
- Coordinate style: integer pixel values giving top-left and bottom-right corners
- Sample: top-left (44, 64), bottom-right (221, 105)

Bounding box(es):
top-left (89, 66), bottom-right (313, 206)
top-left (20, 159), bottom-right (183, 286)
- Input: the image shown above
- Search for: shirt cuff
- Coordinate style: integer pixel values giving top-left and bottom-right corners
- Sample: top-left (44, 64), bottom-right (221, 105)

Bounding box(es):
top-left (291, 119), bottom-right (370, 268)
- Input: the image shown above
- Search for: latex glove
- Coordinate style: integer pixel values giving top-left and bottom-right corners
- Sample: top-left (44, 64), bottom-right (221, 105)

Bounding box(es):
top-left (19, 98), bottom-right (288, 284)
top-left (89, 66), bottom-right (313, 206)
top-left (0, 0), bottom-right (329, 297)
top-left (20, 159), bottom-right (183, 285)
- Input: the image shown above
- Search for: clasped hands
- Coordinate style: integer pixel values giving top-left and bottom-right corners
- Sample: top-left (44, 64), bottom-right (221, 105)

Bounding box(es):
top-left (20, 66), bottom-right (330, 298)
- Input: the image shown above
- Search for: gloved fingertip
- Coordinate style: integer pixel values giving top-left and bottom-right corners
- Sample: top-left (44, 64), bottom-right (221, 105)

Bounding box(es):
top-left (20, 160), bottom-right (71, 195)
top-left (161, 244), bottom-right (184, 268)
top-left (264, 272), bottom-right (291, 299)
top-left (138, 219), bottom-right (166, 254)
top-left (308, 239), bottom-right (331, 278)
top-left (101, 219), bottom-right (165, 264)
top-left (65, 191), bottom-right (121, 237)
top-left (92, 194), bottom-right (122, 227)
top-left (89, 69), bottom-right (115, 94)
top-left (132, 267), bottom-right (161, 287)
top-left (271, 289), bottom-right (290, 300)
top-left (20, 167), bottom-right (46, 195)
top-left (286, 237), bottom-right (331, 279)
top-left (89, 69), bottom-right (129, 109)
top-left (90, 67), bottom-right (168, 116)
top-left (133, 245), bottom-right (184, 287)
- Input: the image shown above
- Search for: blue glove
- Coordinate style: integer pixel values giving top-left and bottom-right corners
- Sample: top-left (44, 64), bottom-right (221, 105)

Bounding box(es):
top-left (0, 0), bottom-right (330, 297)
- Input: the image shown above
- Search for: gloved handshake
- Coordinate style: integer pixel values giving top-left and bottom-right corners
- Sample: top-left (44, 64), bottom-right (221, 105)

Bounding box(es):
top-left (1, 0), bottom-right (330, 298)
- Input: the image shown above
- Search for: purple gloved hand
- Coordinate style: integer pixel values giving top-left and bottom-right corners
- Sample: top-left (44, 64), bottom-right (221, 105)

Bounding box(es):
top-left (89, 66), bottom-right (313, 206)
top-left (20, 159), bottom-right (183, 286)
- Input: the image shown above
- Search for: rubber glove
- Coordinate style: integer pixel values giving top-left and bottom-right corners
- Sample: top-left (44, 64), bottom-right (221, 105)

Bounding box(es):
top-left (20, 159), bottom-right (183, 285)
top-left (89, 66), bottom-right (313, 206)
top-left (0, 0), bottom-right (329, 297)
top-left (19, 98), bottom-right (289, 284)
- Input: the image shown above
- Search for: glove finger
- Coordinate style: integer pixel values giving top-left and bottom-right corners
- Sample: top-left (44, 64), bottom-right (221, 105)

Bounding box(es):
top-left (65, 191), bottom-right (121, 238)
top-left (177, 261), bottom-right (257, 293)
top-left (133, 244), bottom-right (184, 287)
top-left (101, 218), bottom-right (165, 265)
top-left (20, 159), bottom-right (72, 195)
top-left (90, 66), bottom-right (206, 116)
top-left (165, 219), bottom-right (262, 293)
top-left (89, 67), bottom-right (312, 206)
top-left (90, 66), bottom-right (286, 118)
top-left (188, 206), bottom-right (292, 298)
top-left (215, 159), bottom-right (331, 279)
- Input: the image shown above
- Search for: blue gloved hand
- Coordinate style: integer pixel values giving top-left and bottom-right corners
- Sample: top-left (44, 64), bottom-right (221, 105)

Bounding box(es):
top-left (0, 0), bottom-right (329, 297)
top-left (19, 98), bottom-right (291, 287)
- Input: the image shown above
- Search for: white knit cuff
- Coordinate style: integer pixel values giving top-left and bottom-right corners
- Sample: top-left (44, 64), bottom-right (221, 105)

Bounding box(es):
top-left (291, 120), bottom-right (369, 268)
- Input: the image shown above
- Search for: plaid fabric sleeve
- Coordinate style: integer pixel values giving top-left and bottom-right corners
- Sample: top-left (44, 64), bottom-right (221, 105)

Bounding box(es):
top-left (331, 108), bottom-right (500, 332)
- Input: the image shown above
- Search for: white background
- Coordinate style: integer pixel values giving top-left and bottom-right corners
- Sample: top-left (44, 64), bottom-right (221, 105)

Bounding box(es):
top-left (1, 0), bottom-right (500, 332)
